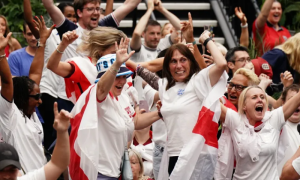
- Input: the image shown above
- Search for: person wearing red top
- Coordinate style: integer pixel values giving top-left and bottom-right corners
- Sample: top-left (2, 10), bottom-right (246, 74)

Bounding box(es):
top-left (252, 0), bottom-right (291, 56)
top-left (0, 15), bottom-right (22, 57)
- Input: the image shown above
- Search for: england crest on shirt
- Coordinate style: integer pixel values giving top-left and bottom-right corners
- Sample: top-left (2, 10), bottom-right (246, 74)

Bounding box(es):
top-left (177, 89), bottom-right (185, 96)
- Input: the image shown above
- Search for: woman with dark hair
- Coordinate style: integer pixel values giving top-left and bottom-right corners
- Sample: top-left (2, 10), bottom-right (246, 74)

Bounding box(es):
top-left (0, 17), bottom-right (55, 173)
top-left (0, 15), bottom-right (22, 57)
top-left (131, 30), bottom-right (227, 178)
top-left (57, 2), bottom-right (77, 23)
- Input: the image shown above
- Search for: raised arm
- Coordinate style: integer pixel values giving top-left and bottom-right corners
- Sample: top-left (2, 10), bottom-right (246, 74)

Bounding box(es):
top-left (29, 16), bottom-right (55, 86)
top-left (256, 0), bottom-right (274, 30)
top-left (44, 102), bottom-right (71, 180)
top-left (23, 0), bottom-right (40, 39)
top-left (47, 30), bottom-right (78, 78)
top-left (126, 57), bottom-right (164, 72)
top-left (112, 0), bottom-right (141, 24)
top-left (200, 31), bottom-right (227, 86)
top-left (0, 33), bottom-right (13, 102)
top-left (235, 7), bottom-right (249, 47)
top-left (281, 147), bottom-right (300, 180)
top-left (154, 0), bottom-right (180, 30)
top-left (105, 0), bottom-right (114, 15)
top-left (42, 0), bottom-right (66, 26)
top-left (130, 0), bottom-right (154, 50)
top-left (182, 13), bottom-right (206, 69)
top-left (97, 38), bottom-right (135, 100)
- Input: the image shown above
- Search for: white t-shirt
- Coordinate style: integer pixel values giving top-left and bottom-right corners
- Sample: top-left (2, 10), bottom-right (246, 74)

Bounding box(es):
top-left (224, 107), bottom-right (285, 180)
top-left (97, 92), bottom-right (135, 177)
top-left (0, 95), bottom-right (46, 173)
top-left (158, 70), bottom-right (211, 156)
top-left (18, 167), bottom-right (45, 180)
top-left (40, 29), bottom-right (61, 98)
top-left (143, 84), bottom-right (167, 146)
top-left (292, 156), bottom-right (300, 176)
top-left (278, 121), bottom-right (300, 175)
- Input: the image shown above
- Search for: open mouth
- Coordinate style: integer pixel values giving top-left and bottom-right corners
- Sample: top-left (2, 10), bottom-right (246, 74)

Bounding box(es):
top-left (115, 85), bottom-right (122, 90)
top-left (229, 95), bottom-right (237, 100)
top-left (91, 17), bottom-right (98, 22)
top-left (273, 14), bottom-right (280, 18)
top-left (255, 105), bottom-right (263, 113)
top-left (294, 108), bottom-right (300, 114)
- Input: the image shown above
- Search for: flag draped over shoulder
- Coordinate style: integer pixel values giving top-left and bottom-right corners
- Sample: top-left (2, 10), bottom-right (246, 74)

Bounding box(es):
top-left (69, 85), bottom-right (99, 180)
top-left (64, 57), bottom-right (97, 104)
top-left (158, 66), bottom-right (228, 180)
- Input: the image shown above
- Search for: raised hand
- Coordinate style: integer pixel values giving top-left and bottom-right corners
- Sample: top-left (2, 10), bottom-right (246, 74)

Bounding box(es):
top-left (154, 0), bottom-right (163, 11)
top-left (281, 71), bottom-right (293, 88)
top-left (259, 73), bottom-right (272, 91)
top-left (180, 12), bottom-right (194, 43)
top-left (53, 102), bottom-right (71, 133)
top-left (115, 38), bottom-right (135, 65)
top-left (199, 30), bottom-right (211, 44)
top-left (235, 7), bottom-right (247, 24)
top-left (147, 0), bottom-right (155, 11)
top-left (33, 16), bottom-right (56, 43)
top-left (0, 32), bottom-right (12, 50)
top-left (203, 54), bottom-right (214, 66)
top-left (61, 30), bottom-right (78, 46)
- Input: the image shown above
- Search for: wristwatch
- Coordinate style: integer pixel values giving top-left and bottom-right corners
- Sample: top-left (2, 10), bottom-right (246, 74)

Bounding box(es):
top-left (36, 39), bottom-right (45, 48)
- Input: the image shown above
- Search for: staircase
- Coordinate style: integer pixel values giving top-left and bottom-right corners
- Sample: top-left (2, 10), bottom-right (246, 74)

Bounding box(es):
top-left (100, 0), bottom-right (225, 49)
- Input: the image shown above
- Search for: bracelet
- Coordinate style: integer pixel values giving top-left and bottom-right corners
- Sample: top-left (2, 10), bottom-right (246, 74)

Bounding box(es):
top-left (109, 66), bottom-right (119, 74)
top-left (203, 37), bottom-right (212, 47)
top-left (241, 23), bottom-right (248, 28)
top-left (56, 48), bottom-right (64, 54)
top-left (192, 40), bottom-right (197, 45)
top-left (136, 64), bottom-right (141, 74)
top-left (0, 54), bottom-right (5, 58)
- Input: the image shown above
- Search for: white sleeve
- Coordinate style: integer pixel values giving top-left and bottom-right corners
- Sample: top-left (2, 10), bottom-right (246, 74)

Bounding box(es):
top-left (268, 107), bottom-right (285, 131)
top-left (193, 66), bottom-right (212, 102)
top-left (157, 34), bottom-right (173, 52)
top-left (292, 157), bottom-right (300, 176)
top-left (18, 167), bottom-right (46, 180)
top-left (0, 94), bottom-right (17, 132)
top-left (143, 84), bottom-right (157, 109)
top-left (223, 108), bottom-right (241, 131)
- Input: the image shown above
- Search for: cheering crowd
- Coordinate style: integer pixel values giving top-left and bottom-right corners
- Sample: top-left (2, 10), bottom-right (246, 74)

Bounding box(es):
top-left (0, 0), bottom-right (300, 179)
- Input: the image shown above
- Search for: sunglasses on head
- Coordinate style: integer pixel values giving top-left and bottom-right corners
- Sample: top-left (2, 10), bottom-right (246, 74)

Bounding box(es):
top-left (29, 93), bottom-right (42, 100)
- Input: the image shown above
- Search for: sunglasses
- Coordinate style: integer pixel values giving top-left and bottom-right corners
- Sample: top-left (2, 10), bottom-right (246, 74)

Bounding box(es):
top-left (29, 93), bottom-right (42, 100)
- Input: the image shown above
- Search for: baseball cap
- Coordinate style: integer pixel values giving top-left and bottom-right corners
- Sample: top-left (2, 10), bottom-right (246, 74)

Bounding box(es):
top-left (0, 143), bottom-right (21, 170)
top-left (95, 54), bottom-right (133, 83)
top-left (251, 57), bottom-right (273, 79)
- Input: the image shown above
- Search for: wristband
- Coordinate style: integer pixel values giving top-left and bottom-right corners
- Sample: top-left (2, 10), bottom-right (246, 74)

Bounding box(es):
top-left (241, 23), bottom-right (248, 28)
top-left (0, 54), bottom-right (5, 58)
top-left (56, 48), bottom-right (64, 54)
top-left (109, 66), bottom-right (119, 74)
top-left (192, 40), bottom-right (197, 45)
top-left (203, 37), bottom-right (212, 47)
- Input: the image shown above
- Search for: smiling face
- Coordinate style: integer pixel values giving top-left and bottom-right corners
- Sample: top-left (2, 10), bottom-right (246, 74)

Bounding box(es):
top-left (26, 84), bottom-right (42, 116)
top-left (110, 75), bottom-right (127, 97)
top-left (0, 17), bottom-right (7, 35)
top-left (228, 74), bottom-right (249, 108)
top-left (285, 90), bottom-right (300, 123)
top-left (169, 49), bottom-right (191, 82)
top-left (243, 88), bottom-right (267, 124)
top-left (77, 2), bottom-right (100, 30)
top-left (267, 2), bottom-right (282, 25)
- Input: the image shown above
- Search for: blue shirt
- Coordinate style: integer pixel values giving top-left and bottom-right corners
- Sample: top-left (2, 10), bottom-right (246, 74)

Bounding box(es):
top-left (8, 47), bottom-right (34, 77)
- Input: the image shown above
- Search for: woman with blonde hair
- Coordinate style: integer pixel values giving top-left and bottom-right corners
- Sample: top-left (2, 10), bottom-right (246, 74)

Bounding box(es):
top-left (0, 15), bottom-right (22, 57)
top-left (216, 85), bottom-right (300, 179)
top-left (260, 32), bottom-right (300, 95)
top-left (47, 26), bottom-right (127, 102)
top-left (129, 149), bottom-right (154, 180)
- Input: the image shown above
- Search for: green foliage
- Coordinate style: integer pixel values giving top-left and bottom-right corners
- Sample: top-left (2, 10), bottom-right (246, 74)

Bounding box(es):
top-left (0, 0), bottom-right (47, 46)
